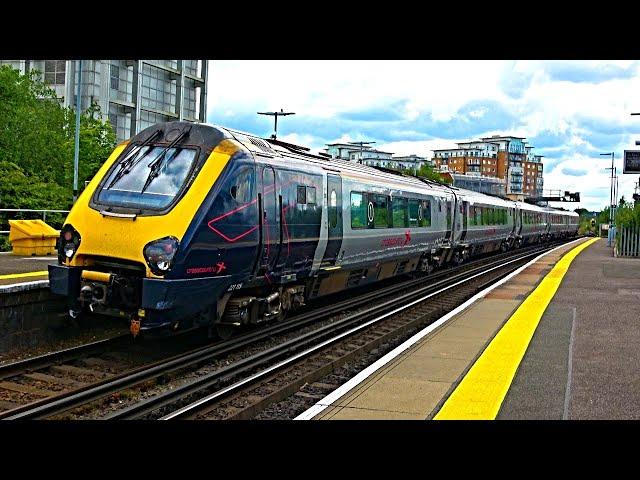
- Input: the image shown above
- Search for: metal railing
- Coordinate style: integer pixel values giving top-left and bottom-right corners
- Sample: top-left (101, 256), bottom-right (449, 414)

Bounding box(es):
top-left (616, 226), bottom-right (640, 257)
top-left (0, 209), bottom-right (69, 234)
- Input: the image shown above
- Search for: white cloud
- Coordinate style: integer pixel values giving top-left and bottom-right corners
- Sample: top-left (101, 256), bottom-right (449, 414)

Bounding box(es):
top-left (207, 60), bottom-right (640, 211)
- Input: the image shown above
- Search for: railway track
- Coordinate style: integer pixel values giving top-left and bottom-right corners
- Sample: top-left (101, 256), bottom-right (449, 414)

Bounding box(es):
top-left (0, 329), bottom-right (213, 415)
top-left (146, 245), bottom-right (555, 420)
top-left (0, 239), bottom-right (575, 420)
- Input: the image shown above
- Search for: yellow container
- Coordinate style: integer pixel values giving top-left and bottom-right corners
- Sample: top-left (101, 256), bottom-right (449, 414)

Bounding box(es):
top-left (8, 219), bottom-right (60, 256)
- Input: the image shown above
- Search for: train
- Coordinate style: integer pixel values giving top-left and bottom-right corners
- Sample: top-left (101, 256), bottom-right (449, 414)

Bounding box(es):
top-left (48, 122), bottom-right (579, 338)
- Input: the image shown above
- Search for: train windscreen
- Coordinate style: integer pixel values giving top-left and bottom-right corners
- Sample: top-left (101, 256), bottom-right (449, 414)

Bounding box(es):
top-left (97, 145), bottom-right (197, 210)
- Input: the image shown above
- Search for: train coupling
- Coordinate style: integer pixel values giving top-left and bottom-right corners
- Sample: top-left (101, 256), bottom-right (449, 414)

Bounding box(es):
top-left (130, 309), bottom-right (144, 338)
top-left (130, 318), bottom-right (141, 338)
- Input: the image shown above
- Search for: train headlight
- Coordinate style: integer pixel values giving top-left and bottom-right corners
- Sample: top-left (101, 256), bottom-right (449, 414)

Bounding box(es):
top-left (143, 237), bottom-right (179, 276)
top-left (58, 224), bottom-right (81, 264)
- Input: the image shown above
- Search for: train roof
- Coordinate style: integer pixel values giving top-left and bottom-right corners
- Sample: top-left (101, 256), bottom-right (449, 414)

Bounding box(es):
top-left (174, 123), bottom-right (579, 218)
top-left (216, 124), bottom-right (458, 197)
top-left (543, 206), bottom-right (579, 216)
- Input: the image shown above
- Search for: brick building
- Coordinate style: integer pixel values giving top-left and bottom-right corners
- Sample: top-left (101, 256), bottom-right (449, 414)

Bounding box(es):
top-left (432, 135), bottom-right (543, 198)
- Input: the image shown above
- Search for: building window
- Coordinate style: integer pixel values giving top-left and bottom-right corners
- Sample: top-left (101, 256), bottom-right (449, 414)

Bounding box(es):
top-left (44, 60), bottom-right (66, 85)
top-left (110, 65), bottom-right (120, 90)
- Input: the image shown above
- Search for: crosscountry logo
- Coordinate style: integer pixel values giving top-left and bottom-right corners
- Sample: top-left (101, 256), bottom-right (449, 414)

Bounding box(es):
top-left (367, 201), bottom-right (374, 223)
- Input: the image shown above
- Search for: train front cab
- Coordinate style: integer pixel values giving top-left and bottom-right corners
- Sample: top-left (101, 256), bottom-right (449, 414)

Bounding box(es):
top-left (48, 123), bottom-right (262, 335)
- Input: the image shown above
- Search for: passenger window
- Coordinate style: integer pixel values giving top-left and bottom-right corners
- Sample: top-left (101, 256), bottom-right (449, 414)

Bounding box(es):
top-left (392, 197), bottom-right (408, 228)
top-left (229, 167), bottom-right (254, 203)
top-left (329, 189), bottom-right (338, 228)
top-left (306, 186), bottom-right (316, 205)
top-left (373, 194), bottom-right (389, 228)
top-left (297, 186), bottom-right (306, 204)
top-left (350, 192), bottom-right (367, 229)
top-left (408, 200), bottom-right (419, 227)
top-left (420, 200), bottom-right (431, 227)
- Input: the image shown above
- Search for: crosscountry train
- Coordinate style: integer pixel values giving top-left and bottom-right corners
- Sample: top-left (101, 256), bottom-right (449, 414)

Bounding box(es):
top-left (48, 122), bottom-right (579, 337)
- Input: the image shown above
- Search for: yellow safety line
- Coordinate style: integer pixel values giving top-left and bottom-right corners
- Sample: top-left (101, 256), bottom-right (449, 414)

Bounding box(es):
top-left (0, 271), bottom-right (49, 280)
top-left (434, 237), bottom-right (599, 420)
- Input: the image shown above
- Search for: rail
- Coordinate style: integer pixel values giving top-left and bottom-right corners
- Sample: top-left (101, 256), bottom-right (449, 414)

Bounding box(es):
top-left (0, 208), bottom-right (69, 234)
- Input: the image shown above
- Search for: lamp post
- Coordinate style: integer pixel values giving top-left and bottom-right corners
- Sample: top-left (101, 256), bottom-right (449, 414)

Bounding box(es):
top-left (257, 109), bottom-right (295, 140)
top-left (73, 59), bottom-right (82, 203)
top-left (601, 152), bottom-right (615, 245)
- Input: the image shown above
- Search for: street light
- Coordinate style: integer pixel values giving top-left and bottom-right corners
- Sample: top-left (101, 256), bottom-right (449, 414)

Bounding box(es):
top-left (257, 109), bottom-right (295, 140)
top-left (600, 152), bottom-right (615, 246)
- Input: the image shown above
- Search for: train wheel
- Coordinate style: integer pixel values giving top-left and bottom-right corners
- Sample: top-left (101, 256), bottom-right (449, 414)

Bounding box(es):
top-left (215, 324), bottom-right (236, 340)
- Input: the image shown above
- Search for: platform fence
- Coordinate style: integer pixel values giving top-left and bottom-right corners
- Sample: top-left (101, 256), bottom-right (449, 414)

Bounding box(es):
top-left (616, 226), bottom-right (640, 257)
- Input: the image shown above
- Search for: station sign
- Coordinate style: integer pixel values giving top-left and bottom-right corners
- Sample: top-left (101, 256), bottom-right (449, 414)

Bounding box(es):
top-left (623, 150), bottom-right (640, 173)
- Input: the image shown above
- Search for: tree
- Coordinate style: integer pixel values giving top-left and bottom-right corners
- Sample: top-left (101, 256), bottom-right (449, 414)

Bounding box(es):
top-left (0, 65), bottom-right (116, 209)
top-left (619, 195), bottom-right (627, 208)
top-left (0, 65), bottom-right (116, 249)
top-left (400, 163), bottom-right (452, 184)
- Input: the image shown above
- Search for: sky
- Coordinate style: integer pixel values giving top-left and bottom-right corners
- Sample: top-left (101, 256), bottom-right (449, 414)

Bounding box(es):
top-left (205, 60), bottom-right (640, 212)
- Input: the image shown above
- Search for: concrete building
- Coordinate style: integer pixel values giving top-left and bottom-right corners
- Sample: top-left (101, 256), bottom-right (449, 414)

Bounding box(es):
top-left (324, 143), bottom-right (429, 171)
top-left (390, 154), bottom-right (431, 171)
top-left (0, 60), bottom-right (208, 142)
top-left (432, 135), bottom-right (543, 198)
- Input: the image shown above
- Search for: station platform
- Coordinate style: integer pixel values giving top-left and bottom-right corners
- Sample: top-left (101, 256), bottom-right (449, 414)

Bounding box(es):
top-left (298, 236), bottom-right (636, 420)
top-left (0, 252), bottom-right (53, 287)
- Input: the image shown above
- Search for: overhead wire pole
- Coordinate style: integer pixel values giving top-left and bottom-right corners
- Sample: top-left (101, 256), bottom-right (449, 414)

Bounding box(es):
top-left (347, 141), bottom-right (375, 164)
top-left (601, 152), bottom-right (615, 246)
top-left (257, 108), bottom-right (295, 139)
top-left (631, 113), bottom-right (640, 202)
top-left (73, 59), bottom-right (82, 203)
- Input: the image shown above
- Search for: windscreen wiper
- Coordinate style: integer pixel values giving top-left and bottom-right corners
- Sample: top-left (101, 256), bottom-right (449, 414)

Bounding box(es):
top-left (107, 129), bottom-right (162, 189)
top-left (140, 126), bottom-right (192, 195)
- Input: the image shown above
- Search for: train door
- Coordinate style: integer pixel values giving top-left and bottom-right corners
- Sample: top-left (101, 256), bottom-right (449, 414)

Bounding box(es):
top-left (518, 209), bottom-right (523, 236)
top-left (460, 200), bottom-right (468, 241)
top-left (322, 174), bottom-right (343, 265)
top-left (260, 166), bottom-right (279, 275)
top-left (444, 199), bottom-right (453, 240)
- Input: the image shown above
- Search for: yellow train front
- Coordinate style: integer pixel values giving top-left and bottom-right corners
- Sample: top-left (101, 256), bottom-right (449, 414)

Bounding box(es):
top-left (49, 122), bottom-right (260, 337)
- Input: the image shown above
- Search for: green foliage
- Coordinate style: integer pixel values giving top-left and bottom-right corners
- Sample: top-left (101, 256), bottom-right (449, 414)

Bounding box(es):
top-left (399, 163), bottom-right (453, 184)
top-left (0, 65), bottom-right (116, 250)
top-left (597, 207), bottom-right (610, 225)
top-left (615, 202), bottom-right (640, 228)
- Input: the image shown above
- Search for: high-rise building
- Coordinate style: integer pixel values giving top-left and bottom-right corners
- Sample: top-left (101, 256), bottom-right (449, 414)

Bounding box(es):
top-left (432, 135), bottom-right (544, 198)
top-left (0, 60), bottom-right (208, 142)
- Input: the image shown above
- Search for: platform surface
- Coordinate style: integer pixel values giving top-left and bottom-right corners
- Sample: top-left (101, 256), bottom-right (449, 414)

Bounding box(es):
top-left (308, 238), bottom-right (621, 420)
top-left (0, 252), bottom-right (54, 286)
top-left (499, 239), bottom-right (640, 419)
